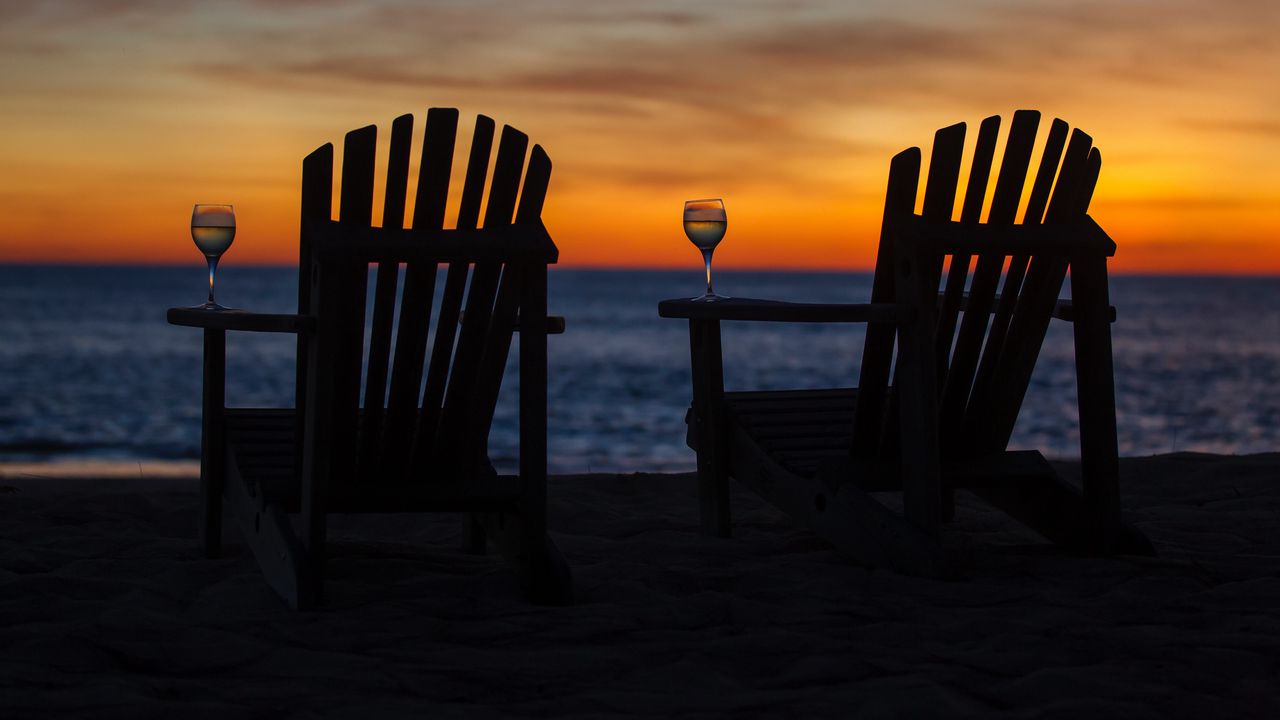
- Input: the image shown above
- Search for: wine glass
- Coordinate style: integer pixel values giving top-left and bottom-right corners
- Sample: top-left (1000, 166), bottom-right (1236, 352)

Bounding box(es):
top-left (190, 204), bottom-right (235, 310)
top-left (683, 198), bottom-right (727, 301)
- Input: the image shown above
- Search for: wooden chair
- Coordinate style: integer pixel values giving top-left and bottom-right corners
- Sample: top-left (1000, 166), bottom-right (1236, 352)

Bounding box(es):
top-left (659, 110), bottom-right (1153, 575)
top-left (168, 109), bottom-right (572, 608)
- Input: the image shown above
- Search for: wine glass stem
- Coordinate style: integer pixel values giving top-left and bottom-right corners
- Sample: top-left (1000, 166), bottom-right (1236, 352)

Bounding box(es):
top-left (702, 248), bottom-right (715, 296)
top-left (206, 255), bottom-right (219, 306)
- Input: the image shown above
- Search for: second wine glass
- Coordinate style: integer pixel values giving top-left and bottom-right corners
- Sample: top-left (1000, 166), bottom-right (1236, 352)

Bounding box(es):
top-left (191, 204), bottom-right (236, 310)
top-left (683, 198), bottom-right (727, 302)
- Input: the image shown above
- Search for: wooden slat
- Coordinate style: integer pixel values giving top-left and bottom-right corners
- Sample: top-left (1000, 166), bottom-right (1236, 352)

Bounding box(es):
top-left (223, 449), bottom-right (311, 609)
top-left (759, 436), bottom-right (852, 452)
top-left (382, 108), bottom-right (457, 478)
top-left (298, 143), bottom-right (334, 324)
top-left (295, 143), bottom-right (334, 491)
top-left (939, 110), bottom-right (1040, 454)
top-left (335, 125), bottom-right (377, 482)
top-left (413, 114), bottom-right (496, 470)
top-left (743, 423), bottom-right (853, 440)
top-left (516, 144), bottom-right (552, 224)
top-left (878, 123), bottom-right (966, 462)
top-left (726, 387), bottom-right (856, 402)
top-left (470, 142), bottom-right (552, 447)
top-left (438, 124), bottom-right (528, 468)
top-left (727, 394), bottom-right (856, 414)
top-left (340, 126), bottom-right (377, 225)
top-left (936, 115), bottom-right (1000, 377)
top-left (297, 124), bottom-right (375, 585)
top-left (852, 147), bottom-right (919, 455)
top-left (359, 113), bottom-right (413, 479)
top-left (740, 412), bottom-right (854, 429)
top-left (984, 126), bottom-right (1094, 451)
top-left (920, 122), bottom-right (967, 292)
top-left (964, 117), bottom-right (1068, 446)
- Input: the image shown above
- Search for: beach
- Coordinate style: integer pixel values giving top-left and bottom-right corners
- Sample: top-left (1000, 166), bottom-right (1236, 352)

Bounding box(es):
top-left (1, 454), bottom-right (1277, 718)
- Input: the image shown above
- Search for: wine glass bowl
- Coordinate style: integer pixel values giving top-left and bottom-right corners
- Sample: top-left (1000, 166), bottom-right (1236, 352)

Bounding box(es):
top-left (191, 203), bottom-right (235, 310)
top-left (683, 198), bottom-right (727, 301)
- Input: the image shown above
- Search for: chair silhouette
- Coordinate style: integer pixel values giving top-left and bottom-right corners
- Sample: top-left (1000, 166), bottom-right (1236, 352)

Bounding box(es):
top-left (169, 109), bottom-right (571, 608)
top-left (661, 110), bottom-right (1153, 574)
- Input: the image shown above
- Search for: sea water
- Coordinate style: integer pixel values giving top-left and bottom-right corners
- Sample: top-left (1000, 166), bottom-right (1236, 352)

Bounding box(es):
top-left (1, 265), bottom-right (1278, 473)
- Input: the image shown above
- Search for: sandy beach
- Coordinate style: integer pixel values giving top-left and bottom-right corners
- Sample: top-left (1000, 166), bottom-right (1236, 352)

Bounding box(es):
top-left (1, 454), bottom-right (1277, 718)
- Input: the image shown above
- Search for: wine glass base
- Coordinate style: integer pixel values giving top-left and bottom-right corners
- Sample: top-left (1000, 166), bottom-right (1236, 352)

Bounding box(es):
top-left (190, 301), bottom-right (231, 311)
top-left (690, 293), bottom-right (729, 302)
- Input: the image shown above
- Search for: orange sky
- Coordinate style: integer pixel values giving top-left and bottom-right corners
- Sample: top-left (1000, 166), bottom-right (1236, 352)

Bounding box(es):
top-left (0, 0), bottom-right (1276, 273)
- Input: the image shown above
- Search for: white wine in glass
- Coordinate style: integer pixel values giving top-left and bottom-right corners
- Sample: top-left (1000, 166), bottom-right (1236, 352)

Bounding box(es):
top-left (683, 198), bottom-right (727, 301)
top-left (191, 204), bottom-right (235, 310)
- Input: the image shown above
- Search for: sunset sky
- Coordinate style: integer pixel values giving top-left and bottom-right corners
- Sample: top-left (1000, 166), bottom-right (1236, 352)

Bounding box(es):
top-left (0, 0), bottom-right (1276, 273)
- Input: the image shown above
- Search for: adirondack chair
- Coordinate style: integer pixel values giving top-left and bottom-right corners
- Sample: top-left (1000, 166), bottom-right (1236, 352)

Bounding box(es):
top-left (659, 110), bottom-right (1153, 575)
top-left (168, 109), bottom-right (572, 608)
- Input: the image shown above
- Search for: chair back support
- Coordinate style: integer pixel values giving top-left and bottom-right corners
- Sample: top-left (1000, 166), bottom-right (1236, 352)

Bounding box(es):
top-left (853, 110), bottom-right (1102, 459)
top-left (295, 109), bottom-right (552, 487)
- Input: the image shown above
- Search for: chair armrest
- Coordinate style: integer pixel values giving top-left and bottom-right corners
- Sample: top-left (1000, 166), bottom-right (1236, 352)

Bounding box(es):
top-left (937, 293), bottom-right (1116, 323)
top-left (167, 307), bottom-right (314, 333)
top-left (659, 297), bottom-right (907, 324)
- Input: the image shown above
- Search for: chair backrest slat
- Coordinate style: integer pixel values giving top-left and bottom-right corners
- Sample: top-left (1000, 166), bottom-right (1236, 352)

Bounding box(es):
top-left (379, 109), bottom-right (458, 479)
top-left (975, 127), bottom-right (1095, 451)
top-left (936, 114), bottom-right (1001, 378)
top-left (919, 122), bottom-right (967, 290)
top-left (963, 117), bottom-right (1071, 439)
top-left (874, 122), bottom-right (968, 457)
top-left (937, 110), bottom-right (1039, 453)
top-left (435, 124), bottom-right (529, 470)
top-left (322, 125), bottom-right (378, 483)
top-left (851, 147), bottom-right (920, 454)
top-left (469, 145), bottom-right (554, 448)
top-left (358, 113), bottom-right (414, 479)
top-left (295, 143), bottom-right (334, 483)
top-left (411, 115), bottom-right (496, 471)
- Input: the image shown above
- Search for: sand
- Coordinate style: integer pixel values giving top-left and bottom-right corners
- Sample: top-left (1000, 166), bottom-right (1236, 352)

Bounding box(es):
top-left (1, 454), bottom-right (1278, 718)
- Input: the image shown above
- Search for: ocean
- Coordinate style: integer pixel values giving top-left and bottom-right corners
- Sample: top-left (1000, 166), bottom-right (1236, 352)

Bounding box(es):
top-left (1, 265), bottom-right (1278, 473)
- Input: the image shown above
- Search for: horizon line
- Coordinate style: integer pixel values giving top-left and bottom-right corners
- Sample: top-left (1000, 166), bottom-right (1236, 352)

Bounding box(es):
top-left (3, 260), bottom-right (1280, 279)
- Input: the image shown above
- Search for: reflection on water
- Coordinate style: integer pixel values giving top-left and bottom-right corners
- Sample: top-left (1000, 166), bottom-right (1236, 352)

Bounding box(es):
top-left (1, 265), bottom-right (1278, 473)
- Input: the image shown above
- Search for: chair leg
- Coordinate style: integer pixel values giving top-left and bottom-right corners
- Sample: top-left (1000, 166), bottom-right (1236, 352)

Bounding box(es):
top-left (894, 241), bottom-right (942, 538)
top-left (479, 509), bottom-right (572, 605)
top-left (1071, 254), bottom-right (1123, 554)
top-left (200, 328), bottom-right (226, 559)
top-left (690, 318), bottom-right (731, 537)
